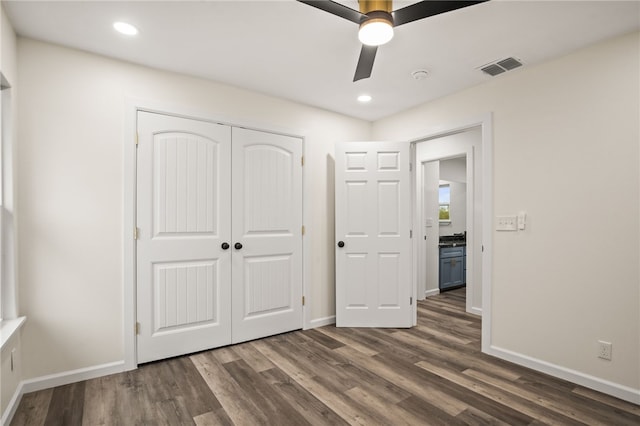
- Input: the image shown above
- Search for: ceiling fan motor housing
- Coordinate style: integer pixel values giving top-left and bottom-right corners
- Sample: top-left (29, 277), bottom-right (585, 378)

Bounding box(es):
top-left (359, 0), bottom-right (394, 25)
top-left (358, 0), bottom-right (393, 14)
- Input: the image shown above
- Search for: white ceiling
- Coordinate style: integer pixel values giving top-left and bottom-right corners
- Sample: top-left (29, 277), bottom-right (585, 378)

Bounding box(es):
top-left (4, 0), bottom-right (640, 121)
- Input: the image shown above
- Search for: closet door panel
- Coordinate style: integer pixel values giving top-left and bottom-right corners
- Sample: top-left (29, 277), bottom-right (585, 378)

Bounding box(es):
top-left (137, 112), bottom-right (232, 363)
top-left (231, 128), bottom-right (303, 343)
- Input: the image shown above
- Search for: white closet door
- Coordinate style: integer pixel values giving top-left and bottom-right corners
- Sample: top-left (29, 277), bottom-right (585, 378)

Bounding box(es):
top-left (136, 111), bottom-right (232, 363)
top-left (230, 127), bottom-right (303, 343)
top-left (335, 141), bottom-right (413, 328)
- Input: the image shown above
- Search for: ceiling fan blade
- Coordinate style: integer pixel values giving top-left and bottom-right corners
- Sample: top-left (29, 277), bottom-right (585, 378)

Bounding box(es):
top-left (297, 1), bottom-right (365, 24)
top-left (393, 1), bottom-right (488, 27)
top-left (353, 45), bottom-right (378, 82)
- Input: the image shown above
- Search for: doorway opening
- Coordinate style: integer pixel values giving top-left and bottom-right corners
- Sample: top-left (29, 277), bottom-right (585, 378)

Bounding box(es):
top-left (413, 126), bottom-right (483, 316)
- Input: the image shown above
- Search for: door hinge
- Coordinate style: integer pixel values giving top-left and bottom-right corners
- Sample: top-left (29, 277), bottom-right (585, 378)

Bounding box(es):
top-left (135, 132), bottom-right (139, 147)
top-left (301, 225), bottom-right (305, 236)
top-left (134, 227), bottom-right (139, 240)
top-left (410, 297), bottom-right (413, 306)
top-left (135, 322), bottom-right (140, 335)
top-left (409, 162), bottom-right (413, 172)
top-left (410, 230), bottom-right (413, 238)
top-left (302, 296), bottom-right (305, 306)
top-left (301, 156), bottom-right (305, 166)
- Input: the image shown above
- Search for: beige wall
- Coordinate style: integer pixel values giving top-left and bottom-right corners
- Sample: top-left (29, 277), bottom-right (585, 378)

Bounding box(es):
top-left (16, 38), bottom-right (371, 379)
top-left (374, 32), bottom-right (640, 391)
top-left (1, 3), bottom-right (22, 419)
top-left (11, 23), bottom-right (640, 403)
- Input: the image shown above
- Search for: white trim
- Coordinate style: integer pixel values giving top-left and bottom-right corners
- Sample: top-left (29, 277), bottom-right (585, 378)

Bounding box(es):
top-left (480, 114), bottom-right (493, 355)
top-left (416, 146), bottom-right (473, 303)
top-left (124, 97), bottom-right (310, 367)
top-left (20, 361), bottom-right (126, 394)
top-left (424, 288), bottom-right (440, 298)
top-left (307, 315), bottom-right (336, 329)
top-left (302, 140), bottom-right (312, 331)
top-left (410, 143), bottom-right (417, 325)
top-left (123, 99), bottom-right (137, 371)
top-left (464, 148), bottom-right (474, 314)
top-left (2, 361), bottom-right (127, 426)
top-left (469, 306), bottom-right (482, 316)
top-left (1, 82), bottom-right (18, 322)
top-left (487, 345), bottom-right (640, 405)
top-left (2, 381), bottom-right (22, 426)
top-left (0, 316), bottom-right (24, 350)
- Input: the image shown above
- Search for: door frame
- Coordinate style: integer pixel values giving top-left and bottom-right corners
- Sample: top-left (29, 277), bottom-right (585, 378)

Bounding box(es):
top-left (415, 137), bottom-right (475, 311)
top-left (409, 113), bottom-right (493, 352)
top-left (123, 99), bottom-right (309, 369)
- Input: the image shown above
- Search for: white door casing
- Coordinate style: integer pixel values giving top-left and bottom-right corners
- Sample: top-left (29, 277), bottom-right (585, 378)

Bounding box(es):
top-left (335, 141), bottom-right (413, 328)
top-left (136, 111), bottom-right (232, 363)
top-left (231, 127), bottom-right (303, 343)
top-left (415, 127), bottom-right (481, 314)
top-left (423, 161), bottom-right (440, 296)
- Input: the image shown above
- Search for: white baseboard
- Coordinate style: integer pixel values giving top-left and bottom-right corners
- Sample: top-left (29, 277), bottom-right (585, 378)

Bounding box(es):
top-left (469, 306), bottom-right (482, 316)
top-left (424, 289), bottom-right (440, 297)
top-left (2, 382), bottom-right (24, 426)
top-left (306, 315), bottom-right (336, 329)
top-left (2, 360), bottom-right (126, 426)
top-left (487, 345), bottom-right (640, 405)
top-left (20, 360), bottom-right (126, 394)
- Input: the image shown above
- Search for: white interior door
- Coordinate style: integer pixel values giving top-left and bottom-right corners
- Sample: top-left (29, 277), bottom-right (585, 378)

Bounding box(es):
top-left (136, 111), bottom-right (232, 363)
top-left (335, 141), bottom-right (413, 327)
top-left (230, 127), bottom-right (303, 343)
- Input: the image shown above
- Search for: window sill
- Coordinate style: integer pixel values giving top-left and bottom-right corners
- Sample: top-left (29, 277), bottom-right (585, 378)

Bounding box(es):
top-left (0, 316), bottom-right (26, 350)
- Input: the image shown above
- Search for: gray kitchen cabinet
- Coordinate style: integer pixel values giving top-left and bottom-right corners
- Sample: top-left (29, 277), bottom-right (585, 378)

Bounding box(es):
top-left (439, 246), bottom-right (465, 291)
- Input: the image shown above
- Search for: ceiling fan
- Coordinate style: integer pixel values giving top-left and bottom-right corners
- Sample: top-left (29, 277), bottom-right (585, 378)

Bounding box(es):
top-left (297, 1), bottom-right (488, 81)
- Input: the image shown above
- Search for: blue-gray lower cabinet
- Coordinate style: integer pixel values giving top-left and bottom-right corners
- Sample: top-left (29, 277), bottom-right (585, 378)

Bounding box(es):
top-left (439, 246), bottom-right (465, 291)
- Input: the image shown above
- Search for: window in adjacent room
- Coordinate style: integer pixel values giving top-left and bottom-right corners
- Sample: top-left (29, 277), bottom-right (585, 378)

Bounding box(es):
top-left (439, 184), bottom-right (450, 222)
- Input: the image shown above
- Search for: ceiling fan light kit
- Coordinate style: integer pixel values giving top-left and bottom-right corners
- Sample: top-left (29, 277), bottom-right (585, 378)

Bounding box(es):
top-left (358, 1), bottom-right (394, 46)
top-left (358, 16), bottom-right (394, 46)
top-left (297, 0), bottom-right (488, 82)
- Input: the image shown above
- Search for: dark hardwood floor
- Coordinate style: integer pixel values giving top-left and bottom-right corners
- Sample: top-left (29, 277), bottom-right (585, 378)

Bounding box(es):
top-left (12, 288), bottom-right (640, 425)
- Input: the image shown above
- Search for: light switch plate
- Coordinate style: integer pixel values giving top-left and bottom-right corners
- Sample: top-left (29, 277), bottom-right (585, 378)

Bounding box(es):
top-left (496, 215), bottom-right (517, 231)
top-left (518, 211), bottom-right (526, 230)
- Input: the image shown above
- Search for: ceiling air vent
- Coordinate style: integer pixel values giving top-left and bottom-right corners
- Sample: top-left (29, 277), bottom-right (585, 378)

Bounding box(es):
top-left (480, 57), bottom-right (523, 77)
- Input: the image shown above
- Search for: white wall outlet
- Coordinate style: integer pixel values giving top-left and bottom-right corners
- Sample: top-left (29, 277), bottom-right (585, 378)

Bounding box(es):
top-left (496, 215), bottom-right (517, 231)
top-left (597, 340), bottom-right (612, 360)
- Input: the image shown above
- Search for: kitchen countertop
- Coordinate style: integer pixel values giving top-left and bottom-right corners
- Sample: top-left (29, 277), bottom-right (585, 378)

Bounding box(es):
top-left (438, 242), bottom-right (466, 248)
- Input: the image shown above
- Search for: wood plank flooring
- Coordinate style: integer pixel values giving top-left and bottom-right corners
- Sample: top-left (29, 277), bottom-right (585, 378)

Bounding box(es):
top-left (11, 288), bottom-right (640, 425)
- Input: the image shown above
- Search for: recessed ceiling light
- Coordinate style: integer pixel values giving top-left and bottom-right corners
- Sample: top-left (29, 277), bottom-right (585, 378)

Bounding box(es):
top-left (357, 94), bottom-right (372, 103)
top-left (113, 21), bottom-right (138, 36)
